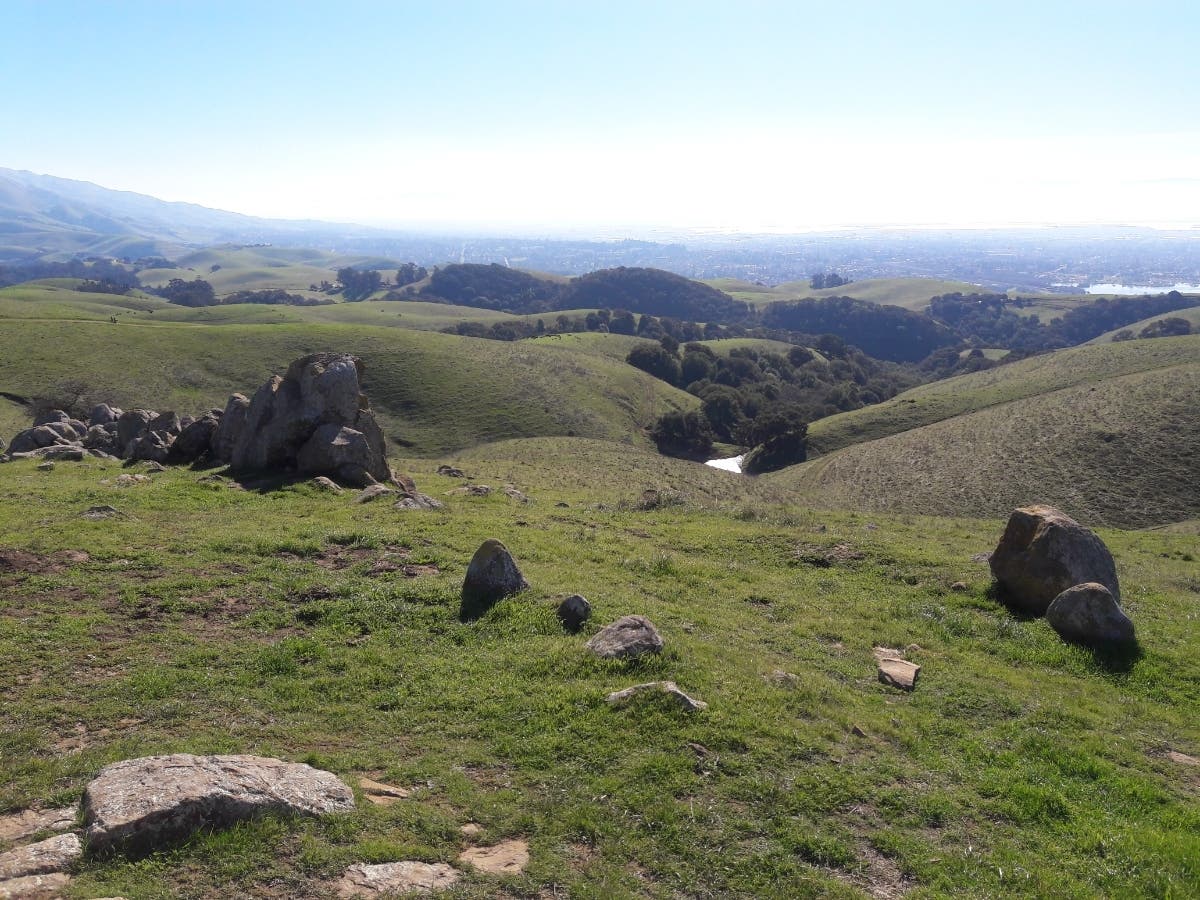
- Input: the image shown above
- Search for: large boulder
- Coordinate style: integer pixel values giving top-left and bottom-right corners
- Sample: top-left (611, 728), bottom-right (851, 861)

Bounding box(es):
top-left (32, 409), bottom-right (70, 427)
top-left (89, 403), bottom-right (121, 426)
top-left (82, 424), bottom-right (119, 454)
top-left (168, 414), bottom-right (220, 464)
top-left (146, 411), bottom-right (182, 437)
top-left (1046, 582), bottom-right (1136, 647)
top-left (227, 354), bottom-right (392, 485)
top-left (6, 426), bottom-right (68, 454)
top-left (586, 615), bottom-right (664, 659)
top-left (82, 754), bottom-right (355, 856)
top-left (116, 409), bottom-right (155, 456)
top-left (989, 505), bottom-right (1120, 615)
top-left (460, 539), bottom-right (529, 621)
top-left (128, 430), bottom-right (173, 463)
top-left (211, 393), bottom-right (250, 462)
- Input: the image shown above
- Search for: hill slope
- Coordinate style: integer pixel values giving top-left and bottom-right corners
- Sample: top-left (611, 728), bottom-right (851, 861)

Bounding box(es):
top-left (770, 338), bottom-right (1200, 527)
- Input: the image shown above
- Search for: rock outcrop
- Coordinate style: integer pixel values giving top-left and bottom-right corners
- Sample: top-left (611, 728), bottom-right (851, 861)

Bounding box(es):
top-left (336, 861), bottom-right (460, 897)
top-left (586, 615), bottom-right (664, 659)
top-left (606, 681), bottom-right (707, 711)
top-left (556, 594), bottom-right (591, 632)
top-left (460, 539), bottom-right (529, 621)
top-left (1045, 582), bottom-right (1136, 647)
top-left (82, 754), bottom-right (354, 855)
top-left (989, 505), bottom-right (1120, 615)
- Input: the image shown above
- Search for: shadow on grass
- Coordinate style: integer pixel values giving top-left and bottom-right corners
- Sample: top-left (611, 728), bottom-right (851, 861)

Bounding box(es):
top-left (1083, 639), bottom-right (1143, 674)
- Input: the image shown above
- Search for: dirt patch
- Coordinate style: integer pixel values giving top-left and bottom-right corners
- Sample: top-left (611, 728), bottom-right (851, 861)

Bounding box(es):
top-left (0, 549), bottom-right (90, 576)
top-left (52, 717), bottom-right (143, 755)
top-left (837, 842), bottom-right (913, 899)
top-left (794, 542), bottom-right (864, 567)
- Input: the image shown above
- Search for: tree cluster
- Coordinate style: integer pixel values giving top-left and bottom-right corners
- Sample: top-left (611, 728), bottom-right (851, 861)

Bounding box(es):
top-left (760, 297), bottom-right (958, 362)
top-left (810, 272), bottom-right (850, 289)
top-left (155, 277), bottom-right (216, 307)
top-left (336, 267), bottom-right (384, 301)
top-left (223, 289), bottom-right (333, 306)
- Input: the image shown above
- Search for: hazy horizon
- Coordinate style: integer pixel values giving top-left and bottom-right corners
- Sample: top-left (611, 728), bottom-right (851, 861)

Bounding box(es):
top-left (4, 1), bottom-right (1198, 233)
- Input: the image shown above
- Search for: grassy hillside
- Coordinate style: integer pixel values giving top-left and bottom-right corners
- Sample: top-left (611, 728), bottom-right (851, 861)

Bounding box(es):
top-left (771, 354), bottom-right (1199, 528)
top-left (1090, 306), bottom-right (1200, 344)
top-left (804, 336), bottom-right (1199, 457)
top-left (0, 450), bottom-right (1196, 897)
top-left (0, 320), bottom-right (697, 455)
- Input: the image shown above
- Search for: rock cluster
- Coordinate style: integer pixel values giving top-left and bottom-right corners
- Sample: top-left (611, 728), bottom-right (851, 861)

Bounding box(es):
top-left (2, 353), bottom-right (404, 489)
top-left (990, 505), bottom-right (1135, 648)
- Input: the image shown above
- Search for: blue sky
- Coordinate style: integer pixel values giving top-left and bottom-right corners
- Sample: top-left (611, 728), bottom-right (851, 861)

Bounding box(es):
top-left (4, 0), bottom-right (1198, 231)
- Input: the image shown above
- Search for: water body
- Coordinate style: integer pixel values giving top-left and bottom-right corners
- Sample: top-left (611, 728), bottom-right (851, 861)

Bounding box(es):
top-left (705, 454), bottom-right (744, 473)
top-left (1086, 283), bottom-right (1200, 295)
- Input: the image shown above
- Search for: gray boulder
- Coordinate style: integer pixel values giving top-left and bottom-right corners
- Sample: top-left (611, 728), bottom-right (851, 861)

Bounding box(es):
top-left (116, 409), bottom-right (155, 455)
top-left (394, 492), bottom-right (444, 510)
top-left (82, 424), bottom-right (118, 454)
top-left (0, 833), bottom-right (82, 880)
top-left (1046, 582), bottom-right (1136, 647)
top-left (129, 430), bottom-right (173, 463)
top-left (460, 539), bottom-right (529, 621)
top-left (89, 403), bottom-right (121, 426)
top-left (586, 615), bottom-right (664, 659)
top-left (989, 505), bottom-right (1120, 615)
top-left (168, 414), bottom-right (219, 464)
top-left (32, 409), bottom-right (70, 427)
top-left (227, 354), bottom-right (392, 486)
top-left (557, 594), bottom-right (591, 632)
top-left (7, 426), bottom-right (63, 454)
top-left (211, 393), bottom-right (250, 462)
top-left (146, 411), bottom-right (182, 437)
top-left (82, 753), bottom-right (354, 856)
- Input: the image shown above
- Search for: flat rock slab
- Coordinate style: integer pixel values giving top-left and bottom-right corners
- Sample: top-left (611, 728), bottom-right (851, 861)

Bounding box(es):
top-left (0, 872), bottom-right (72, 899)
top-left (336, 861), bottom-right (460, 897)
top-left (0, 807), bottom-right (75, 843)
top-left (0, 833), bottom-right (82, 879)
top-left (877, 658), bottom-right (920, 691)
top-left (82, 754), bottom-right (355, 855)
top-left (458, 838), bottom-right (530, 875)
top-left (607, 681), bottom-right (708, 712)
top-left (1167, 750), bottom-right (1199, 766)
top-left (586, 615), bottom-right (664, 659)
top-left (358, 778), bottom-right (411, 806)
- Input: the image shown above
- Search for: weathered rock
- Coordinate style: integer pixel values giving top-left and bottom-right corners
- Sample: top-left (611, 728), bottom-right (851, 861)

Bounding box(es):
top-left (447, 484), bottom-right (492, 497)
top-left (990, 505), bottom-right (1120, 615)
top-left (502, 485), bottom-right (528, 503)
top-left (32, 409), bottom-right (70, 427)
top-left (228, 354), bottom-right (391, 486)
top-left (36, 461), bottom-right (54, 471)
top-left (354, 484), bottom-right (395, 504)
top-left (210, 393), bottom-right (250, 462)
top-left (459, 822), bottom-right (483, 837)
top-left (89, 404), bottom-right (121, 426)
top-left (336, 861), bottom-right (459, 897)
top-left (8, 425), bottom-right (68, 454)
top-left (128, 430), bottom-right (173, 463)
top-left (168, 414), bottom-right (219, 464)
top-left (0, 833), bottom-right (82, 880)
top-left (556, 594), bottom-right (591, 632)
top-left (394, 493), bottom-right (444, 510)
top-left (116, 410), bottom-right (154, 455)
top-left (0, 872), bottom-right (72, 899)
top-left (82, 754), bottom-right (354, 855)
top-left (82, 505), bottom-right (122, 520)
top-left (146, 411), bottom-right (181, 437)
top-left (460, 539), bottom-right (529, 621)
top-left (82, 424), bottom-right (118, 454)
top-left (586, 615), bottom-right (664, 659)
top-left (358, 778), bottom-right (410, 806)
top-left (606, 681), bottom-right (707, 711)
top-left (436, 464), bottom-right (465, 477)
top-left (40, 446), bottom-right (85, 462)
top-left (312, 476), bottom-right (343, 493)
top-left (1045, 582), bottom-right (1136, 647)
top-left (0, 807), bottom-right (75, 843)
top-left (114, 474), bottom-right (150, 487)
top-left (458, 838), bottom-right (530, 875)
top-left (876, 655), bottom-right (920, 691)
top-left (43, 421), bottom-right (82, 442)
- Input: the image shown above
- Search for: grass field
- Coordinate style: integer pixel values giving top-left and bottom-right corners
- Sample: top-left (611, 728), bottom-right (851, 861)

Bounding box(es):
top-left (1089, 306), bottom-right (1200, 344)
top-left (0, 444), bottom-right (1196, 898)
top-left (0, 319), bottom-right (697, 456)
top-left (710, 278), bottom-right (985, 313)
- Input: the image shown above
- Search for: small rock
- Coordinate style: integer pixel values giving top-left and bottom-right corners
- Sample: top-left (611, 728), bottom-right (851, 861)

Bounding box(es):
top-left (851, 724), bottom-right (868, 738)
top-left (0, 872), bottom-right (72, 899)
top-left (394, 493), bottom-right (444, 510)
top-left (336, 861), bottom-right (460, 897)
top-left (312, 476), bottom-right (342, 493)
top-left (141, 461), bottom-right (167, 473)
top-left (458, 838), bottom-right (530, 875)
top-left (586, 615), bottom-right (663, 659)
top-left (606, 681), bottom-right (707, 712)
top-left (877, 657), bottom-right (920, 691)
top-left (556, 594), bottom-right (591, 632)
top-left (0, 808), bottom-right (76, 843)
top-left (460, 539), bottom-right (529, 621)
top-left (872, 646), bottom-right (903, 662)
top-left (40, 446), bottom-right (85, 462)
top-left (447, 484), bottom-right (492, 497)
top-left (554, 501), bottom-right (569, 508)
top-left (459, 822), bottom-right (483, 837)
top-left (36, 462), bottom-right (54, 471)
top-left (0, 833), bottom-right (82, 880)
top-left (81, 505), bottom-right (122, 520)
top-left (358, 777), bottom-right (410, 806)
top-left (355, 484), bottom-right (395, 504)
top-left (502, 485), bottom-right (528, 503)
top-left (1167, 750), bottom-right (1199, 766)
top-left (82, 754), bottom-right (354, 855)
top-left (436, 464), bottom-right (465, 478)
top-left (950, 581), bottom-right (969, 592)
top-left (114, 474), bottom-right (150, 487)
top-left (1046, 582), bottom-right (1136, 647)
top-left (765, 670), bottom-right (799, 685)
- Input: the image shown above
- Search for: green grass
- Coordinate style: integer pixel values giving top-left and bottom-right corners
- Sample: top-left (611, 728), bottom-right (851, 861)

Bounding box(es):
top-left (770, 349), bottom-right (1200, 528)
top-left (0, 448), bottom-right (1196, 897)
top-left (0, 318), bottom-right (698, 456)
top-left (1089, 306), bottom-right (1200, 344)
top-left (712, 278), bottom-right (985, 312)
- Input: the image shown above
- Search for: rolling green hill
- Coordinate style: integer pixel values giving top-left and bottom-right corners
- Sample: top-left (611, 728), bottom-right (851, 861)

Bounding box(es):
top-left (770, 336), bottom-right (1200, 528)
top-left (0, 319), bottom-right (697, 456)
top-left (713, 277), bottom-right (984, 312)
top-left (1090, 306), bottom-right (1200, 344)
